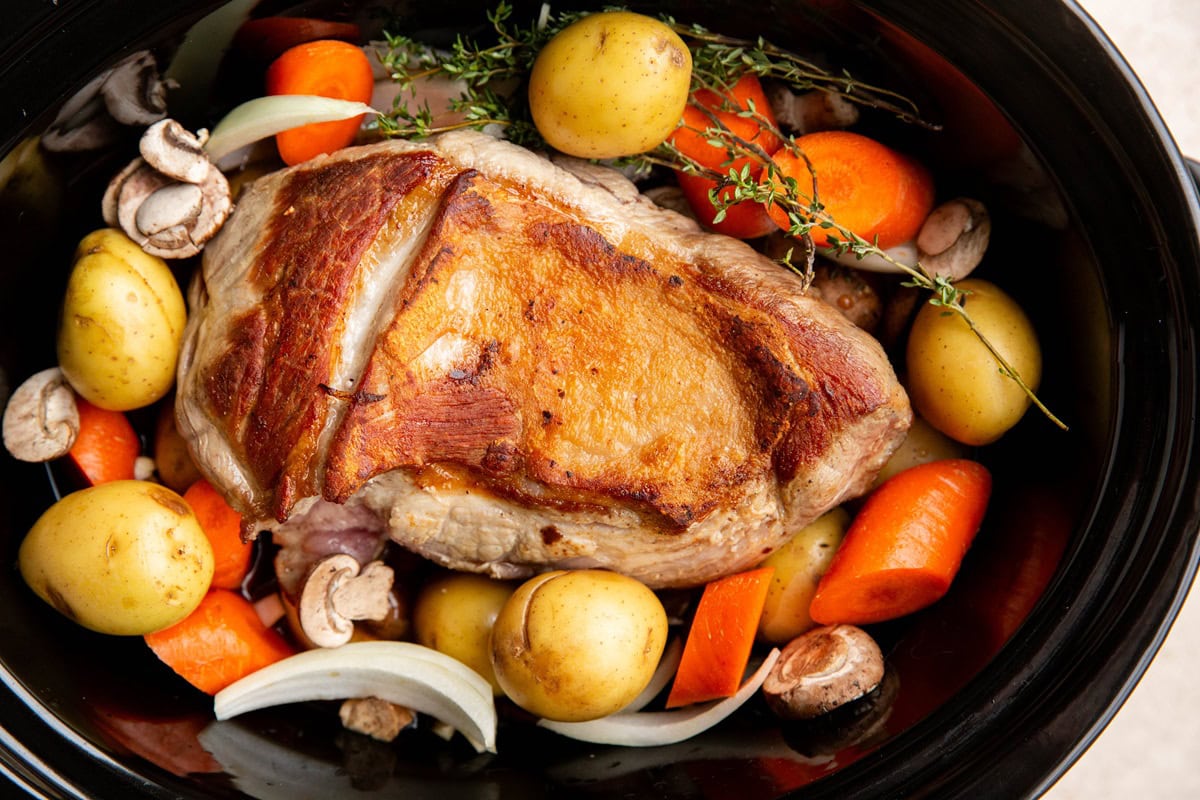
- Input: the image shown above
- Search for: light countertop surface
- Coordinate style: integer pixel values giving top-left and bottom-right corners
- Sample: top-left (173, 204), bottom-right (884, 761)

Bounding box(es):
top-left (1043, 1), bottom-right (1200, 798)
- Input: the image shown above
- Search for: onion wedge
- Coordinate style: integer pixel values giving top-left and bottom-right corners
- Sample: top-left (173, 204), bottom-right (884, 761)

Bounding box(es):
top-left (538, 647), bottom-right (781, 747)
top-left (213, 641), bottom-right (497, 753)
top-left (622, 637), bottom-right (683, 714)
top-left (204, 95), bottom-right (379, 163)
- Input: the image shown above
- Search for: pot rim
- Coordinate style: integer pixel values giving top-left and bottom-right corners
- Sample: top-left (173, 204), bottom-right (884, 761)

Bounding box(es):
top-left (0, 1), bottom-right (1198, 798)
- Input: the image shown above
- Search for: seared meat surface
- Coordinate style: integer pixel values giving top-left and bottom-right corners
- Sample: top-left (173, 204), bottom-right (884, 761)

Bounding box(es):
top-left (177, 131), bottom-right (909, 588)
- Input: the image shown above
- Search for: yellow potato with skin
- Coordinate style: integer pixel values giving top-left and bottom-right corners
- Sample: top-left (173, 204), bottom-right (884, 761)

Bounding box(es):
top-left (529, 11), bottom-right (692, 158)
top-left (757, 508), bottom-right (849, 644)
top-left (57, 228), bottom-right (187, 411)
top-left (871, 415), bottom-right (967, 488)
top-left (414, 573), bottom-right (515, 695)
top-left (491, 569), bottom-right (667, 721)
top-left (19, 480), bottom-right (213, 636)
top-left (906, 278), bottom-right (1042, 446)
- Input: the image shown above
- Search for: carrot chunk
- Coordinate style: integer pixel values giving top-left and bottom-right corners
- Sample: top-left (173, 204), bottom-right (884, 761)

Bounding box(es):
top-left (666, 566), bottom-right (774, 708)
top-left (264, 39), bottom-right (375, 166)
top-left (183, 479), bottom-right (252, 590)
top-left (144, 589), bottom-right (295, 695)
top-left (668, 74), bottom-right (783, 173)
top-left (768, 130), bottom-right (935, 250)
top-left (68, 398), bottom-right (139, 485)
top-left (809, 459), bottom-right (991, 625)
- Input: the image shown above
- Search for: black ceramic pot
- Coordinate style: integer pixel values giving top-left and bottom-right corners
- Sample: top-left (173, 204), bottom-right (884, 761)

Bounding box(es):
top-left (0, 1), bottom-right (1197, 798)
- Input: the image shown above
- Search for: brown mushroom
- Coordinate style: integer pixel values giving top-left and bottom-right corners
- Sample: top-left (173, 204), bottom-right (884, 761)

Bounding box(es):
top-left (298, 554), bottom-right (396, 648)
top-left (338, 697), bottom-right (415, 742)
top-left (767, 84), bottom-right (860, 134)
top-left (2, 367), bottom-right (80, 462)
top-left (916, 197), bottom-right (991, 281)
top-left (103, 149), bottom-right (231, 259)
top-left (762, 624), bottom-right (885, 720)
top-left (41, 51), bottom-right (173, 152)
top-left (99, 51), bottom-right (172, 127)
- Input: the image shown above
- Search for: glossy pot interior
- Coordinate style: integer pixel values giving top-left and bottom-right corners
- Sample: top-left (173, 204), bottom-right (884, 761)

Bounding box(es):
top-left (0, 1), bottom-right (1198, 798)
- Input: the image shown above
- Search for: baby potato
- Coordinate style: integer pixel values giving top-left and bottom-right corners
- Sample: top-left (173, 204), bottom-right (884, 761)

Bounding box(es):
top-left (414, 572), bottom-right (515, 695)
top-left (491, 569), bottom-right (667, 721)
top-left (528, 11), bottom-right (692, 158)
top-left (19, 480), bottom-right (213, 636)
top-left (757, 508), bottom-right (849, 644)
top-left (872, 415), bottom-right (967, 488)
top-left (58, 228), bottom-right (187, 411)
top-left (906, 279), bottom-right (1042, 446)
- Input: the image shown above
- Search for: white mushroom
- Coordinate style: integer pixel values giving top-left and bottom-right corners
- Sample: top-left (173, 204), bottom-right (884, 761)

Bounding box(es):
top-left (298, 554), bottom-right (395, 648)
top-left (767, 84), bottom-right (860, 134)
top-left (140, 119), bottom-right (211, 184)
top-left (916, 197), bottom-right (991, 281)
top-left (2, 368), bottom-right (80, 462)
top-left (102, 123), bottom-right (232, 260)
top-left (761, 624), bottom-right (884, 720)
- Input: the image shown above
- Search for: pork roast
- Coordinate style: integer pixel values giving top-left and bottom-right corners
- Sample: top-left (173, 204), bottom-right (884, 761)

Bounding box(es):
top-left (176, 131), bottom-right (910, 589)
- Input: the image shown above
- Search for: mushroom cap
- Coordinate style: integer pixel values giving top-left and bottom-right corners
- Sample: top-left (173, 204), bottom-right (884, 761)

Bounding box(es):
top-left (103, 154), bottom-right (232, 259)
top-left (101, 51), bottom-right (170, 127)
top-left (762, 624), bottom-right (885, 720)
top-left (140, 119), bottom-right (211, 184)
top-left (917, 197), bottom-right (991, 281)
top-left (2, 367), bottom-right (80, 462)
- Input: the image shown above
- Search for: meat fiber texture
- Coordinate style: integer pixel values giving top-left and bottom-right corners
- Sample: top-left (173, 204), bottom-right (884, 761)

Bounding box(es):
top-left (176, 131), bottom-right (910, 589)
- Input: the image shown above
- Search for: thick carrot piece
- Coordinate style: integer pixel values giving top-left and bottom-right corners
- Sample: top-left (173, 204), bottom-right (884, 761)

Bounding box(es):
top-left (264, 39), bottom-right (374, 166)
top-left (666, 566), bottom-right (774, 708)
top-left (809, 459), bottom-right (991, 625)
top-left (675, 170), bottom-right (778, 239)
top-left (68, 398), bottom-right (139, 485)
top-left (183, 479), bottom-right (252, 590)
top-left (668, 74), bottom-right (783, 173)
top-left (145, 589), bottom-right (295, 696)
top-left (768, 130), bottom-right (935, 250)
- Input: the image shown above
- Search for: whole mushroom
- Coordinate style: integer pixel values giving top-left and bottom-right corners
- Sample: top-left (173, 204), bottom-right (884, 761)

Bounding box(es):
top-left (102, 119), bottom-right (231, 259)
top-left (762, 624), bottom-right (885, 720)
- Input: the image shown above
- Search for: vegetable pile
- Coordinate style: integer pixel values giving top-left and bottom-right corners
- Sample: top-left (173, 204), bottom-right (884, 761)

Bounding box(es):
top-left (2, 0), bottom-right (1068, 778)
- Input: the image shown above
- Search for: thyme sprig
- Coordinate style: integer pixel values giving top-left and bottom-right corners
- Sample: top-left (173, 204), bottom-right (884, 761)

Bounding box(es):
top-left (371, 3), bottom-right (1062, 431)
top-left (670, 22), bottom-right (936, 130)
top-left (693, 127), bottom-right (1065, 431)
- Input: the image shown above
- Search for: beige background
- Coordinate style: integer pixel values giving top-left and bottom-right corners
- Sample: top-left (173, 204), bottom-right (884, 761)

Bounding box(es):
top-left (1045, 1), bottom-right (1200, 798)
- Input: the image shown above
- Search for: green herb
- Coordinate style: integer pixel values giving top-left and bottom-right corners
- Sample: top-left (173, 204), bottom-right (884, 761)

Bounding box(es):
top-left (371, 3), bottom-right (1063, 432)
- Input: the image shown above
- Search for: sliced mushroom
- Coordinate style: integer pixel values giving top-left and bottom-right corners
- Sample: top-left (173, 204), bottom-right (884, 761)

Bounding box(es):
top-left (298, 554), bottom-right (396, 648)
top-left (2, 368), bottom-right (80, 462)
top-left (139, 119), bottom-right (211, 184)
top-left (100, 51), bottom-right (171, 127)
top-left (762, 624), bottom-right (884, 720)
top-left (338, 697), bottom-right (415, 742)
top-left (916, 197), bottom-right (991, 281)
top-left (42, 51), bottom-right (173, 152)
top-left (767, 84), bottom-right (860, 134)
top-left (104, 152), bottom-right (231, 259)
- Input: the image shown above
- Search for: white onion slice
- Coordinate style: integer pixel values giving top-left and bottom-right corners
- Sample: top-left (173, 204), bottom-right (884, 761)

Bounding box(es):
top-left (621, 637), bottom-right (683, 714)
top-left (538, 647), bottom-right (780, 747)
top-left (213, 640), bottom-right (496, 753)
top-left (204, 95), bottom-right (379, 163)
